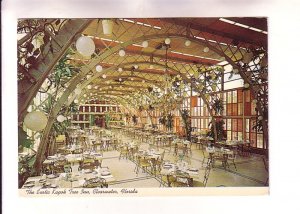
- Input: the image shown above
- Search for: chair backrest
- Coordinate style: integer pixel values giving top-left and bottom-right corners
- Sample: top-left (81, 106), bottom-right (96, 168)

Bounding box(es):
top-left (54, 159), bottom-right (67, 166)
top-left (73, 148), bottom-right (83, 154)
top-left (175, 171), bottom-right (193, 187)
top-left (63, 150), bottom-right (72, 155)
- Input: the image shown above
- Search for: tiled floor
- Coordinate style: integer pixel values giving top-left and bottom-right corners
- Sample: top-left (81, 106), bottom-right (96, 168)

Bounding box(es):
top-left (100, 131), bottom-right (269, 188)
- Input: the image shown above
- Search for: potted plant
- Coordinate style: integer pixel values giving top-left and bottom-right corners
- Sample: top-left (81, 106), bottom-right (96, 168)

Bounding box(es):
top-left (207, 119), bottom-right (226, 141)
top-left (166, 113), bottom-right (174, 132)
top-left (212, 98), bottom-right (224, 115)
top-left (180, 109), bottom-right (192, 141)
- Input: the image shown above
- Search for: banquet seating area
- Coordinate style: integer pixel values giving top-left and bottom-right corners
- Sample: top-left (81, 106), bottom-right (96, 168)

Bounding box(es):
top-left (17, 18), bottom-right (268, 189)
top-left (20, 125), bottom-right (268, 189)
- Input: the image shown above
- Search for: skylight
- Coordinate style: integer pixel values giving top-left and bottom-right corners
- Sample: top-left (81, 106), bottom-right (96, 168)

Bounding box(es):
top-left (170, 50), bottom-right (221, 61)
top-left (219, 18), bottom-right (268, 35)
top-left (119, 18), bottom-right (162, 30)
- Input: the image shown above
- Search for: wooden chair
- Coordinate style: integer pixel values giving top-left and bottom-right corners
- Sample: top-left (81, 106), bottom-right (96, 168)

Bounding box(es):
top-left (226, 150), bottom-right (237, 170)
top-left (159, 173), bottom-right (176, 187)
top-left (171, 171), bottom-right (193, 187)
top-left (135, 155), bottom-right (151, 175)
top-left (111, 138), bottom-right (118, 150)
top-left (73, 148), bottom-right (83, 154)
top-left (193, 159), bottom-right (212, 187)
top-left (212, 151), bottom-right (229, 170)
top-left (79, 158), bottom-right (96, 171)
top-left (119, 145), bottom-right (129, 160)
top-left (52, 159), bottom-right (68, 174)
top-left (128, 145), bottom-right (139, 161)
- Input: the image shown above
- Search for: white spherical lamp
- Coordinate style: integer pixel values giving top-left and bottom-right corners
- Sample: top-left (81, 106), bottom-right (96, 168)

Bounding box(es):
top-left (185, 40), bottom-right (191, 47)
top-left (119, 49), bottom-right (126, 57)
top-left (24, 111), bottom-right (48, 131)
top-left (244, 83), bottom-right (250, 88)
top-left (118, 68), bottom-right (123, 72)
top-left (102, 19), bottom-right (114, 35)
top-left (165, 38), bottom-right (171, 45)
top-left (142, 41), bottom-right (149, 48)
top-left (87, 85), bottom-right (92, 90)
top-left (74, 99), bottom-right (79, 104)
top-left (75, 36), bottom-right (95, 57)
top-left (102, 74), bottom-right (107, 79)
top-left (74, 88), bottom-right (81, 95)
top-left (96, 65), bottom-right (103, 72)
top-left (134, 65), bottom-right (139, 69)
top-left (203, 47), bottom-right (209, 53)
top-left (57, 115), bottom-right (65, 123)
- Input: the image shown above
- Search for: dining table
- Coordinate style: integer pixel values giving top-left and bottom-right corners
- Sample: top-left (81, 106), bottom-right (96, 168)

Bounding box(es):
top-left (160, 160), bottom-right (200, 187)
top-left (206, 146), bottom-right (233, 170)
top-left (21, 167), bottom-right (115, 189)
top-left (43, 152), bottom-right (103, 166)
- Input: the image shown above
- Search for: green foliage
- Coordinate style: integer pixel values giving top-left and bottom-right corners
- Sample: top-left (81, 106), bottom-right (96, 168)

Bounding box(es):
top-left (90, 114), bottom-right (95, 126)
top-left (18, 154), bottom-right (36, 174)
top-left (18, 154), bottom-right (36, 187)
top-left (252, 120), bottom-right (263, 132)
top-left (212, 98), bottom-right (224, 115)
top-left (41, 93), bottom-right (55, 113)
top-left (105, 113), bottom-right (111, 128)
top-left (160, 113), bottom-right (174, 131)
top-left (18, 127), bottom-right (33, 150)
top-left (67, 101), bottom-right (79, 113)
top-left (41, 94), bottom-right (78, 134)
top-left (207, 120), bottom-right (226, 141)
top-left (52, 50), bottom-right (78, 87)
top-left (159, 115), bottom-right (166, 126)
top-left (166, 113), bottom-right (174, 131)
top-left (53, 119), bottom-right (71, 134)
top-left (181, 109), bottom-right (192, 141)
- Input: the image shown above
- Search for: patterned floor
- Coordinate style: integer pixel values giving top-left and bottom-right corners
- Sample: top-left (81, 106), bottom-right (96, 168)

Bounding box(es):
top-left (100, 132), bottom-right (269, 188)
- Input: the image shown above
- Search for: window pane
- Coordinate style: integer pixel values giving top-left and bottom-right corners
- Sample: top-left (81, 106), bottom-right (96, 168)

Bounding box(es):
top-left (227, 131), bottom-right (232, 140)
top-left (257, 134), bottom-right (263, 148)
top-left (232, 91), bottom-right (237, 103)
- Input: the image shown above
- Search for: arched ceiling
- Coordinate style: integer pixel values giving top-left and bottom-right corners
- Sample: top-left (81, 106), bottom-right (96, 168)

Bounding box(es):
top-left (18, 17), bottom-right (267, 114)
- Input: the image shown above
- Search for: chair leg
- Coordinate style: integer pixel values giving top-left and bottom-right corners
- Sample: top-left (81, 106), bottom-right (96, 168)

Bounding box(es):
top-left (233, 160), bottom-right (237, 171)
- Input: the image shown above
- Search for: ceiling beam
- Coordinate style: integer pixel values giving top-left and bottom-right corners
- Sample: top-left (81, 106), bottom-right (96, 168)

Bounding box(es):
top-left (164, 18), bottom-right (267, 48)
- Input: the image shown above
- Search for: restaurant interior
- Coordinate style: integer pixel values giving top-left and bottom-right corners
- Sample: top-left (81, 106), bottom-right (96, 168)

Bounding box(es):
top-left (17, 18), bottom-right (269, 189)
